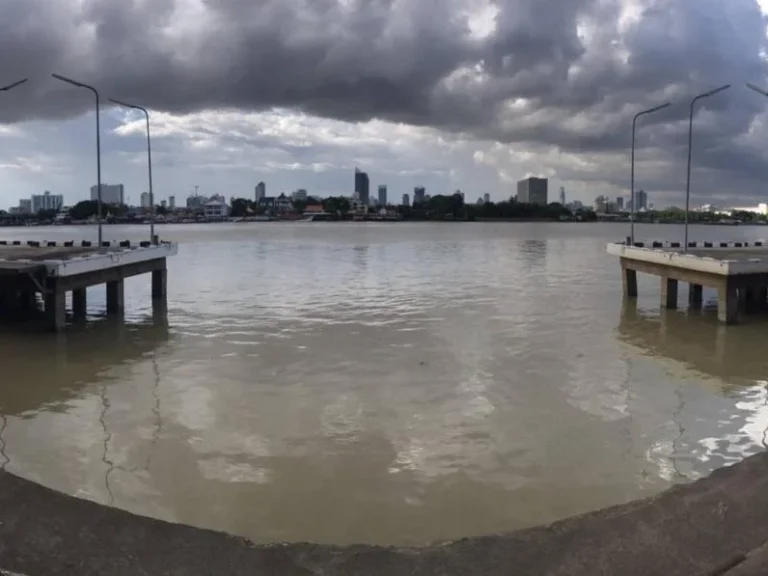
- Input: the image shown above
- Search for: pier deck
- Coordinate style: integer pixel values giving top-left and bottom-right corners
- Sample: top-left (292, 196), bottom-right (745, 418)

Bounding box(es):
top-left (607, 241), bottom-right (768, 324)
top-left (0, 241), bottom-right (177, 331)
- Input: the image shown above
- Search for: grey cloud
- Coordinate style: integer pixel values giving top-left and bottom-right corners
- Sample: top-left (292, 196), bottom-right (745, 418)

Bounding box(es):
top-left (2, 0), bottom-right (768, 200)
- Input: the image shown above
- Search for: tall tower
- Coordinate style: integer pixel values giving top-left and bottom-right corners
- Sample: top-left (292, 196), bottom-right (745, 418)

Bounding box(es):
top-left (559, 186), bottom-right (566, 205)
top-left (354, 168), bottom-right (370, 206)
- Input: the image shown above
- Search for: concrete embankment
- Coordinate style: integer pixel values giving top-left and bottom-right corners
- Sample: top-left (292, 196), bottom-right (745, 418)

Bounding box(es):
top-left (3, 453), bottom-right (768, 575)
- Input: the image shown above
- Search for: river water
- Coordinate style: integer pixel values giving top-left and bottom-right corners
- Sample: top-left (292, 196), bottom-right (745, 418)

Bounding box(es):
top-left (0, 222), bottom-right (766, 545)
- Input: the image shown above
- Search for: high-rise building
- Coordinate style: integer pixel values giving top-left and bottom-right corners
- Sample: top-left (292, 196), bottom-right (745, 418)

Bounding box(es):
top-left (616, 196), bottom-right (624, 211)
top-left (402, 193), bottom-right (410, 206)
top-left (168, 195), bottom-right (176, 210)
top-left (483, 193), bottom-right (491, 204)
top-left (91, 183), bottom-right (124, 205)
top-left (517, 177), bottom-right (548, 206)
top-left (292, 189), bottom-right (308, 201)
top-left (31, 191), bottom-right (63, 213)
top-left (255, 181), bottom-right (266, 201)
top-left (378, 185), bottom-right (387, 206)
top-left (594, 195), bottom-right (607, 213)
top-left (140, 192), bottom-right (151, 209)
top-left (18, 199), bottom-right (31, 214)
top-left (414, 186), bottom-right (426, 204)
top-left (354, 168), bottom-right (370, 206)
top-left (635, 190), bottom-right (648, 211)
top-left (559, 186), bottom-right (566, 205)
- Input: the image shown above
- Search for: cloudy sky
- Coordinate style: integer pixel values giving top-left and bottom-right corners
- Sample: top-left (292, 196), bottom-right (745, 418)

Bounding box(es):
top-left (1, 0), bottom-right (768, 209)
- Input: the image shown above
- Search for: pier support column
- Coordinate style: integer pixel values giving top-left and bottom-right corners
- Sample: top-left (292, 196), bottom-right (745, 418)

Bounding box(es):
top-left (152, 265), bottom-right (167, 301)
top-left (660, 277), bottom-right (678, 309)
top-left (106, 280), bottom-right (124, 315)
top-left (718, 284), bottom-right (739, 325)
top-left (72, 288), bottom-right (87, 321)
top-left (738, 288), bottom-right (754, 314)
top-left (620, 259), bottom-right (638, 298)
top-left (19, 291), bottom-right (35, 311)
top-left (688, 284), bottom-right (703, 310)
top-left (759, 287), bottom-right (768, 312)
top-left (44, 284), bottom-right (66, 332)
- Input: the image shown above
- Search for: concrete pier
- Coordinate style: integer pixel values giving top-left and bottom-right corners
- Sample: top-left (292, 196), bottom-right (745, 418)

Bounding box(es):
top-left (0, 241), bottom-right (177, 331)
top-left (608, 241), bottom-right (768, 324)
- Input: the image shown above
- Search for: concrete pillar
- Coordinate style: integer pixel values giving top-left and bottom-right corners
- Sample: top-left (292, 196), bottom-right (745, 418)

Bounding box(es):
top-left (152, 266), bottom-right (167, 301)
top-left (45, 286), bottom-right (66, 332)
top-left (688, 284), bottom-right (703, 310)
top-left (18, 291), bottom-right (35, 311)
top-left (738, 288), bottom-right (753, 314)
top-left (72, 288), bottom-right (87, 321)
top-left (759, 287), bottom-right (768, 312)
top-left (152, 299), bottom-right (168, 327)
top-left (621, 263), bottom-right (638, 298)
top-left (106, 280), bottom-right (124, 314)
top-left (718, 284), bottom-right (738, 324)
top-left (660, 277), bottom-right (678, 309)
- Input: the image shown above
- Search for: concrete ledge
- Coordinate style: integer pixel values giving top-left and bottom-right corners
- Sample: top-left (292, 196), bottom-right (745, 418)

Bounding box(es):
top-left (608, 243), bottom-right (733, 274)
top-left (617, 240), bottom-right (767, 249)
top-left (607, 243), bottom-right (768, 275)
top-left (5, 453), bottom-right (768, 574)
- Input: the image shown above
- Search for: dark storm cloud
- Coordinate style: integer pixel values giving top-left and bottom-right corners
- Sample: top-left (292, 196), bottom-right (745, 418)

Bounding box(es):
top-left (1, 0), bottom-right (768, 160)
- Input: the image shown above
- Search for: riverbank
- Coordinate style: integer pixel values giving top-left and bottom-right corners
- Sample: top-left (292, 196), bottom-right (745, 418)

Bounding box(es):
top-left (2, 452), bottom-right (768, 575)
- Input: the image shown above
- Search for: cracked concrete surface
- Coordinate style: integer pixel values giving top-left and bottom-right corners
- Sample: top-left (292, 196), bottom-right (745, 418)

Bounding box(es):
top-left (4, 453), bottom-right (768, 574)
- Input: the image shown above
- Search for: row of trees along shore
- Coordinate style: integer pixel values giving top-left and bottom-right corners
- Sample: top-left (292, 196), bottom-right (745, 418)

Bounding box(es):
top-left (7, 196), bottom-right (763, 225)
top-left (0, 200), bottom-right (168, 224)
top-left (232, 193), bottom-right (599, 221)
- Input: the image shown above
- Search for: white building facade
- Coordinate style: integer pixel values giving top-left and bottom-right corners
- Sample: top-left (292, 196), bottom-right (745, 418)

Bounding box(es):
top-left (204, 199), bottom-right (230, 219)
top-left (31, 191), bottom-right (63, 213)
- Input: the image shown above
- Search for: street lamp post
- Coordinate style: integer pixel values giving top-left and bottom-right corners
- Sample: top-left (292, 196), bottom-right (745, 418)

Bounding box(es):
top-left (0, 78), bottom-right (28, 92)
top-left (109, 98), bottom-right (155, 244)
top-left (630, 102), bottom-right (671, 244)
top-left (51, 73), bottom-right (103, 246)
top-left (684, 84), bottom-right (731, 252)
top-left (746, 82), bottom-right (768, 99)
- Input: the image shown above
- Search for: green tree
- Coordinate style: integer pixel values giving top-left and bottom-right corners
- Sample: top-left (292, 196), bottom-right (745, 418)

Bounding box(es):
top-left (69, 200), bottom-right (99, 220)
top-left (36, 209), bottom-right (58, 221)
top-left (292, 199), bottom-right (308, 213)
top-left (323, 196), bottom-right (350, 216)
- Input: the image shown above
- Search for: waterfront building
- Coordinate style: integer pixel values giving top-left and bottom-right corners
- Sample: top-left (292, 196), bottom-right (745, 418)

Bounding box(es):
top-left (355, 169), bottom-right (370, 206)
top-left (378, 185), bottom-right (387, 206)
top-left (517, 177), bottom-right (548, 206)
top-left (31, 191), bottom-right (64, 213)
top-left (91, 184), bottom-right (124, 205)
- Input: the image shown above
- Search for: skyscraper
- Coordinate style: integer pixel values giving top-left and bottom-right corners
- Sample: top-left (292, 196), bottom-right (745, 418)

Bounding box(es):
top-left (559, 186), bottom-right (566, 205)
top-left (140, 192), bottom-right (151, 208)
top-left (636, 190), bottom-right (648, 210)
top-left (255, 181), bottom-right (266, 201)
top-left (402, 193), bottom-right (410, 206)
top-left (31, 190), bottom-right (63, 213)
top-left (414, 186), bottom-right (426, 204)
top-left (483, 193), bottom-right (490, 204)
top-left (169, 195), bottom-right (176, 210)
top-left (378, 185), bottom-right (387, 206)
top-left (517, 177), bottom-right (548, 206)
top-left (354, 168), bottom-right (370, 206)
top-left (91, 183), bottom-right (124, 205)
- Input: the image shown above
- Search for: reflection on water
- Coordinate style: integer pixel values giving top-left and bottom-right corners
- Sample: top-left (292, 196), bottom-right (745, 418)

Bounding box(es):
top-left (617, 306), bottom-right (768, 480)
top-left (0, 223), bottom-right (767, 545)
